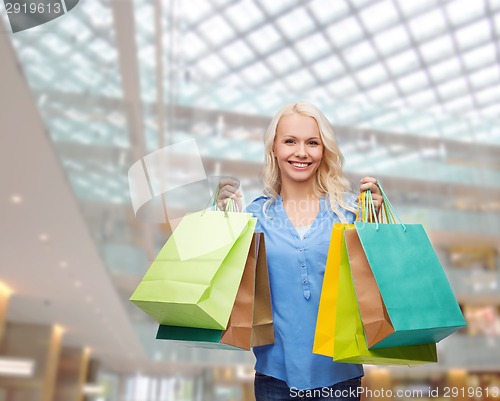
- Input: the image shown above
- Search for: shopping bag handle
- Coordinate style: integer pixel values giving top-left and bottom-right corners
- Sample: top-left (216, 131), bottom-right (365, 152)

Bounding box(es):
top-left (357, 181), bottom-right (406, 232)
top-left (357, 190), bottom-right (380, 224)
top-left (377, 181), bottom-right (406, 231)
top-left (201, 185), bottom-right (238, 217)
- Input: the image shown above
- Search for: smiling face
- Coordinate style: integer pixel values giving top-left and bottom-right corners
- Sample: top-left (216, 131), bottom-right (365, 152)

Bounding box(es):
top-left (273, 113), bottom-right (324, 189)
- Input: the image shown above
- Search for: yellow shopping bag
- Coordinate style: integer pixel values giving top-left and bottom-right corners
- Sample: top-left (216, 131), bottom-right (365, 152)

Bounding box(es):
top-left (313, 223), bottom-right (348, 356)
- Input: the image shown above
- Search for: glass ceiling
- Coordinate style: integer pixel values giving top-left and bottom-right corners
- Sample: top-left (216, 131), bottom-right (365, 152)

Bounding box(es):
top-left (4, 0), bottom-right (500, 153)
top-left (2, 0), bottom-right (500, 365)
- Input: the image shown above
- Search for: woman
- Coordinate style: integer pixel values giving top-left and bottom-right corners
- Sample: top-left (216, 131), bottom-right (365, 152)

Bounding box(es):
top-left (218, 101), bottom-right (382, 400)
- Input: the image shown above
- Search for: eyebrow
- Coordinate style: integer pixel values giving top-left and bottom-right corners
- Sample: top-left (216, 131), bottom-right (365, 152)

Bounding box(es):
top-left (281, 135), bottom-right (321, 140)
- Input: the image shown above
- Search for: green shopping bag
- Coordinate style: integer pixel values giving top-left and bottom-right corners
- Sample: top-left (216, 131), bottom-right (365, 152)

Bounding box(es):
top-left (156, 233), bottom-right (274, 350)
top-left (353, 184), bottom-right (466, 349)
top-left (332, 224), bottom-right (438, 365)
top-left (130, 199), bottom-right (256, 330)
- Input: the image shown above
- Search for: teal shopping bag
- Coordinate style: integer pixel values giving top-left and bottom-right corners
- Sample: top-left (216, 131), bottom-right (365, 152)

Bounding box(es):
top-left (353, 184), bottom-right (466, 349)
top-left (156, 326), bottom-right (239, 350)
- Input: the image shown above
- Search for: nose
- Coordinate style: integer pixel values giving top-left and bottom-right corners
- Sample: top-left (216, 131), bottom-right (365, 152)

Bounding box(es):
top-left (295, 143), bottom-right (307, 158)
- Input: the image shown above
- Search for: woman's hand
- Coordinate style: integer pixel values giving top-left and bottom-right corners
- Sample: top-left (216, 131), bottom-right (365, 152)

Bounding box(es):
top-left (216, 177), bottom-right (243, 211)
top-left (360, 176), bottom-right (383, 216)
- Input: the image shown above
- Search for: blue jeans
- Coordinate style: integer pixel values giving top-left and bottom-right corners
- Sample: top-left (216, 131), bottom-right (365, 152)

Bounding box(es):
top-left (254, 373), bottom-right (362, 401)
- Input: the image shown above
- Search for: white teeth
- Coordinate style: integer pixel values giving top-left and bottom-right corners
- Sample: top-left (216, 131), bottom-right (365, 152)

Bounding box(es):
top-left (291, 162), bottom-right (309, 168)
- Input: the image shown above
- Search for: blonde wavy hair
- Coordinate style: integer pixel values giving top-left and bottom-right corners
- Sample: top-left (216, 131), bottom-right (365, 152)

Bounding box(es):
top-left (261, 101), bottom-right (356, 222)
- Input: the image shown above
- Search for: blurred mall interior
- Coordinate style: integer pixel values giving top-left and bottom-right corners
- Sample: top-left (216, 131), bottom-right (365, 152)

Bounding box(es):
top-left (1, 0), bottom-right (500, 400)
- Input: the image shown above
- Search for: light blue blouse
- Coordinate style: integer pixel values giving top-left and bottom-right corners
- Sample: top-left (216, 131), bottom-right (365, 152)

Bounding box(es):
top-left (246, 195), bottom-right (363, 390)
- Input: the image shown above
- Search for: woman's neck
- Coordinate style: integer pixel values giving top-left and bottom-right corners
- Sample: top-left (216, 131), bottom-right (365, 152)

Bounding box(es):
top-left (280, 183), bottom-right (316, 203)
top-left (280, 183), bottom-right (321, 228)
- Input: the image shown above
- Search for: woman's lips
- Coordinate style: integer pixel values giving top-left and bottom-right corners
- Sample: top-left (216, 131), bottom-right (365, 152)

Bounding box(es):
top-left (288, 161), bottom-right (312, 169)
